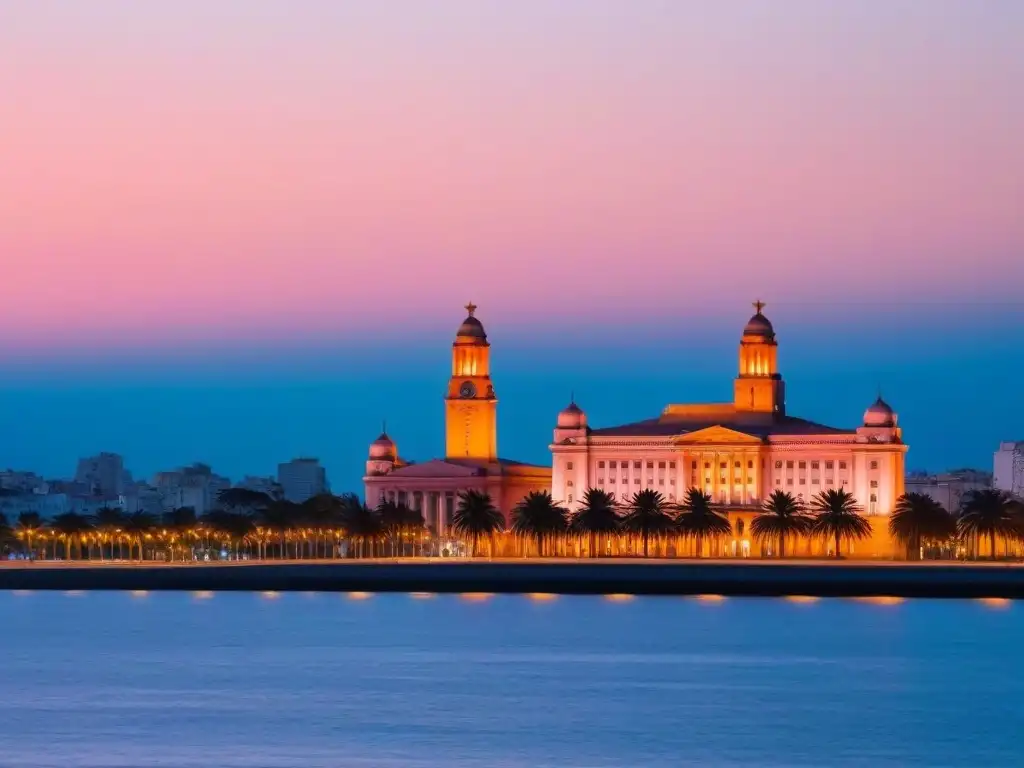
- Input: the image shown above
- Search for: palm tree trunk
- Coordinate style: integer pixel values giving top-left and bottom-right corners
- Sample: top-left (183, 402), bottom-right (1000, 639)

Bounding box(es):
top-left (991, 530), bottom-right (997, 561)
top-left (779, 533), bottom-right (785, 559)
top-left (834, 530), bottom-right (842, 559)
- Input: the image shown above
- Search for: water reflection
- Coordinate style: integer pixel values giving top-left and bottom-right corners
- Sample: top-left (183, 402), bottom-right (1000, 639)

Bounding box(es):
top-left (604, 594), bottom-right (634, 602)
top-left (460, 592), bottom-right (494, 602)
top-left (854, 596), bottom-right (904, 606)
top-left (347, 591), bottom-right (373, 600)
top-left (528, 593), bottom-right (558, 602)
top-left (694, 594), bottom-right (726, 603)
top-left (410, 592), bottom-right (435, 600)
top-left (192, 590), bottom-right (214, 600)
top-left (978, 597), bottom-right (1011, 609)
top-left (785, 595), bottom-right (819, 604)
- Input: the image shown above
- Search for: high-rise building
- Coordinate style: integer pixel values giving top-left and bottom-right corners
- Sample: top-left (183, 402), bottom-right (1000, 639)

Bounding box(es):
top-left (277, 459), bottom-right (328, 503)
top-left (75, 452), bottom-right (126, 496)
top-left (994, 442), bottom-right (1024, 497)
top-left (905, 469), bottom-right (992, 511)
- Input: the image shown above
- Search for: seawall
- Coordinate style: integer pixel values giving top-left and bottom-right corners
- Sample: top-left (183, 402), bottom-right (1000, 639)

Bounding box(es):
top-left (3, 560), bottom-right (1024, 598)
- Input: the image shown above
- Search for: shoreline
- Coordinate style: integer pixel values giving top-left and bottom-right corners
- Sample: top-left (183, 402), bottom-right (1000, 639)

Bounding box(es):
top-left (3, 559), bottom-right (1024, 598)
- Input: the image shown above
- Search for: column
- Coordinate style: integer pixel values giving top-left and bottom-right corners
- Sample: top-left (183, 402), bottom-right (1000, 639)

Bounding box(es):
top-left (741, 453), bottom-right (749, 506)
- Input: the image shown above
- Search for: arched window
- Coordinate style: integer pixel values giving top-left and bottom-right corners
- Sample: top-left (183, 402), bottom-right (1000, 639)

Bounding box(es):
top-left (736, 519), bottom-right (745, 536)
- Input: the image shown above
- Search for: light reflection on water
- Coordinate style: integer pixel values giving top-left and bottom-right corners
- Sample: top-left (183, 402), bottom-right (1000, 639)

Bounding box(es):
top-left (0, 591), bottom-right (1020, 768)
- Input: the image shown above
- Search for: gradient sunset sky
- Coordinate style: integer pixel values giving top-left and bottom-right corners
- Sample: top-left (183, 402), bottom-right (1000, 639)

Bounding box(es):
top-left (1, 1), bottom-right (1022, 491)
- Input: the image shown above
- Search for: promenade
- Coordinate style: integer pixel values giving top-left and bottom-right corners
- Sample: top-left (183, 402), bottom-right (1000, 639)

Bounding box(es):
top-left (3, 558), bottom-right (1024, 598)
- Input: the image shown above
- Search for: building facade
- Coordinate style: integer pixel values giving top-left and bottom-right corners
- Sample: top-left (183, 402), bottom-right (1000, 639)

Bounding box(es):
top-left (550, 303), bottom-right (908, 558)
top-left (905, 469), bottom-right (992, 512)
top-left (277, 458), bottom-right (328, 503)
top-left (363, 304), bottom-right (551, 538)
top-left (994, 441), bottom-right (1024, 497)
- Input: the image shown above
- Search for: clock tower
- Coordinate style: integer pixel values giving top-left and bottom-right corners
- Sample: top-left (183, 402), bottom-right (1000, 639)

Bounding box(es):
top-left (445, 303), bottom-right (498, 460)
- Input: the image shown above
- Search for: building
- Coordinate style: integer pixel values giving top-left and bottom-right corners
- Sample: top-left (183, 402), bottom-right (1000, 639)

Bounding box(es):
top-left (74, 452), bottom-right (127, 496)
top-left (237, 475), bottom-right (284, 500)
top-left (277, 458), bottom-right (328, 503)
top-left (905, 469), bottom-right (992, 512)
top-left (550, 302), bottom-right (908, 558)
top-left (153, 463), bottom-right (231, 515)
top-left (363, 303), bottom-right (551, 536)
top-left (994, 442), bottom-right (1024, 497)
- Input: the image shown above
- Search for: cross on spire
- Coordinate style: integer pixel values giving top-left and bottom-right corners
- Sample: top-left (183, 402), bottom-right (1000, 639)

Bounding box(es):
top-left (752, 299), bottom-right (766, 315)
top-left (465, 301), bottom-right (477, 317)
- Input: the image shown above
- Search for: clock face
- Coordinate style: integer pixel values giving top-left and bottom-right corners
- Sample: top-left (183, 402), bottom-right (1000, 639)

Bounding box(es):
top-left (459, 381), bottom-right (477, 399)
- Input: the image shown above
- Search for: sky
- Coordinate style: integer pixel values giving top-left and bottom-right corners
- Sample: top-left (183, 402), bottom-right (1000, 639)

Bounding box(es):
top-left (0, 1), bottom-right (1022, 492)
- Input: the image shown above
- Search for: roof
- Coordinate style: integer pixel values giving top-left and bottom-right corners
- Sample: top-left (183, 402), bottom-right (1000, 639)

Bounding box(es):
top-left (588, 413), bottom-right (853, 439)
top-left (379, 457), bottom-right (550, 479)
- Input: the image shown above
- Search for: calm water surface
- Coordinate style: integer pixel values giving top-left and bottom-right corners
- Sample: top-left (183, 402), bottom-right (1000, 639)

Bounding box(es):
top-left (1, 591), bottom-right (1022, 767)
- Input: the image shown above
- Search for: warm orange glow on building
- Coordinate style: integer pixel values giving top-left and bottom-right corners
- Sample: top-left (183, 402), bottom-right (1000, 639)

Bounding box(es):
top-left (445, 302), bottom-right (498, 461)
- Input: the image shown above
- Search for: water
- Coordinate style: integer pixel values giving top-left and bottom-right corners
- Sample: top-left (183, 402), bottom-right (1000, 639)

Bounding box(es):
top-left (1, 591), bottom-right (1021, 767)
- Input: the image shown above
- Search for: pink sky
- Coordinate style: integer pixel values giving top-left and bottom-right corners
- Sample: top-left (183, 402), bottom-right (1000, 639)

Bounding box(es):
top-left (1, 1), bottom-right (1022, 350)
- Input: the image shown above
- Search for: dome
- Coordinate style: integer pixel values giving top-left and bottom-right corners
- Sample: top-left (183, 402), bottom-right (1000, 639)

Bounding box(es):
top-left (455, 302), bottom-right (487, 342)
top-left (863, 397), bottom-right (897, 427)
top-left (369, 432), bottom-right (397, 460)
top-left (557, 400), bottom-right (587, 430)
top-left (742, 301), bottom-right (775, 340)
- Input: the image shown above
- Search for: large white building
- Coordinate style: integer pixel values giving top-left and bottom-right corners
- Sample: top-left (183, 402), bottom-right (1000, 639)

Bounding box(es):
top-left (994, 441), bottom-right (1024, 497)
top-left (75, 452), bottom-right (127, 496)
top-left (550, 303), bottom-right (908, 557)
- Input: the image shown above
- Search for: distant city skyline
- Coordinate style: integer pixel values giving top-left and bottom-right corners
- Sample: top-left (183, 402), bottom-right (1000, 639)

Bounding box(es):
top-left (1, 2), bottom-right (1021, 491)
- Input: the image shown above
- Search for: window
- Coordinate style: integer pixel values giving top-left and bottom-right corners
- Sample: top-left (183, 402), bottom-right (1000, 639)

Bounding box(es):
top-left (620, 461), bottom-right (628, 469)
top-left (870, 493), bottom-right (877, 502)
top-left (811, 461), bottom-right (819, 470)
top-left (870, 460), bottom-right (878, 470)
top-left (720, 462), bottom-right (727, 469)
top-left (705, 477), bottom-right (711, 485)
top-left (568, 495), bottom-right (573, 504)
top-left (775, 479), bottom-right (782, 485)
top-left (646, 461), bottom-right (653, 469)
top-left (736, 519), bottom-right (745, 535)
top-left (798, 461), bottom-right (806, 469)
top-left (659, 479), bottom-right (665, 485)
top-left (566, 462), bottom-right (573, 471)
top-left (670, 479), bottom-right (676, 485)
top-left (748, 460), bottom-right (754, 469)
top-left (669, 462), bottom-right (676, 469)
top-left (648, 478), bottom-right (654, 485)
top-left (799, 478), bottom-right (806, 485)
top-left (734, 461), bottom-right (741, 469)
top-left (634, 478), bottom-right (640, 484)
top-left (786, 461), bottom-right (794, 469)
top-left (598, 477), bottom-right (604, 484)
top-left (567, 480), bottom-right (574, 487)
top-left (839, 461), bottom-right (847, 470)
top-left (870, 480), bottom-right (878, 488)
top-left (825, 461), bottom-right (834, 470)
top-left (775, 461), bottom-right (783, 469)
top-left (598, 461), bottom-right (605, 468)
top-left (692, 461), bottom-right (698, 470)
top-left (825, 477), bottom-right (833, 485)
top-left (659, 461), bottom-right (666, 469)
top-left (787, 479), bottom-right (794, 486)
top-left (704, 462), bottom-right (711, 469)
top-left (669, 494), bottom-right (675, 501)
top-left (634, 461), bottom-right (642, 469)
top-left (622, 478), bottom-right (628, 484)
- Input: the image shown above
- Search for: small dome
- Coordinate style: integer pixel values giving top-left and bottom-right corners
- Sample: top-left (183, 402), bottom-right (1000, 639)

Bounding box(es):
top-left (863, 397), bottom-right (897, 427)
top-left (369, 432), bottom-right (397, 460)
top-left (455, 302), bottom-right (487, 342)
top-left (742, 301), bottom-right (775, 340)
top-left (557, 401), bottom-right (587, 430)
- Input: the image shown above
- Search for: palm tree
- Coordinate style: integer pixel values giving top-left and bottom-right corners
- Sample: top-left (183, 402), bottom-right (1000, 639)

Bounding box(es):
top-left (122, 511), bottom-right (157, 561)
top-left (511, 491), bottom-right (568, 557)
top-left (15, 512), bottom-right (43, 560)
top-left (751, 490), bottom-right (812, 558)
top-left (92, 507), bottom-right (125, 560)
top-left (0, 513), bottom-right (15, 556)
top-left (809, 489), bottom-right (871, 559)
top-left (163, 507), bottom-right (198, 561)
top-left (621, 489), bottom-right (675, 557)
top-left (377, 500), bottom-right (424, 557)
top-left (958, 489), bottom-right (1021, 560)
top-left (339, 497), bottom-right (380, 558)
top-left (568, 488), bottom-right (620, 558)
top-left (452, 490), bottom-right (504, 557)
top-left (304, 493), bottom-right (344, 558)
top-left (51, 512), bottom-right (94, 560)
top-left (259, 500), bottom-right (301, 559)
top-left (889, 492), bottom-right (956, 560)
top-left (676, 488), bottom-right (731, 558)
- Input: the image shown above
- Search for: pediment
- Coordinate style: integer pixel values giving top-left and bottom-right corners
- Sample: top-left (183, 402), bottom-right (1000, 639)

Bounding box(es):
top-left (387, 459), bottom-right (485, 478)
top-left (674, 425), bottom-right (763, 445)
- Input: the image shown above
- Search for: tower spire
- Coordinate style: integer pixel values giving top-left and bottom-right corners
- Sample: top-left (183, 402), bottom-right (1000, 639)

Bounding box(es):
top-left (753, 299), bottom-right (766, 315)
top-left (465, 301), bottom-right (477, 317)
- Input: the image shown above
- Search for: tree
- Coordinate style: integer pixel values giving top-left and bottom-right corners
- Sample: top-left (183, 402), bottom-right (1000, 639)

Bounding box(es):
top-left (751, 490), bottom-right (812, 558)
top-left (621, 489), bottom-right (675, 558)
top-left (0, 513), bottom-right (14, 556)
top-left (163, 507), bottom-right (198, 561)
top-left (511, 491), bottom-right (568, 557)
top-left (92, 507), bottom-right (125, 560)
top-left (122, 511), bottom-right (157, 561)
top-left (889, 493), bottom-right (955, 560)
top-left (259, 500), bottom-right (301, 559)
top-left (809, 489), bottom-right (871, 559)
top-left (377, 500), bottom-right (424, 557)
top-left (957, 489), bottom-right (1021, 560)
top-left (675, 488), bottom-right (731, 558)
top-left (303, 493), bottom-right (344, 558)
top-left (51, 512), bottom-right (94, 561)
top-left (568, 489), bottom-right (620, 558)
top-left (216, 488), bottom-right (272, 517)
top-left (339, 497), bottom-right (380, 558)
top-left (451, 490), bottom-right (504, 557)
top-left (15, 512), bottom-right (43, 559)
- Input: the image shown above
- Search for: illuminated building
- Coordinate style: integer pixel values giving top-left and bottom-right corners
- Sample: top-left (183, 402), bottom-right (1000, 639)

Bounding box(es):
top-left (363, 304), bottom-right (550, 536)
top-left (550, 302), bottom-right (908, 557)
